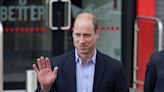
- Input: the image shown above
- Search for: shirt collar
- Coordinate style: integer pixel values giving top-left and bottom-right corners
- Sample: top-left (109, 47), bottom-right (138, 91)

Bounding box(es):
top-left (75, 49), bottom-right (97, 64)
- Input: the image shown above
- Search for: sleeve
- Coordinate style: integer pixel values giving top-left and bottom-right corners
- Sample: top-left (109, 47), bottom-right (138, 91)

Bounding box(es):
top-left (115, 62), bottom-right (129, 92)
top-left (35, 83), bottom-right (56, 92)
top-left (144, 54), bottom-right (156, 92)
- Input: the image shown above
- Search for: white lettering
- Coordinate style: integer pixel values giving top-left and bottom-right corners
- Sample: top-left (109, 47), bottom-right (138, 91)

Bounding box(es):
top-left (0, 7), bottom-right (7, 21)
top-left (0, 5), bottom-right (46, 21)
top-left (17, 6), bottom-right (29, 21)
top-left (38, 6), bottom-right (45, 20)
top-left (8, 6), bottom-right (16, 21)
top-left (30, 5), bottom-right (37, 21)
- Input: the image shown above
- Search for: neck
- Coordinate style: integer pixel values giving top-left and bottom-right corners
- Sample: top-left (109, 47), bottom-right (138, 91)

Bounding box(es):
top-left (78, 49), bottom-right (95, 65)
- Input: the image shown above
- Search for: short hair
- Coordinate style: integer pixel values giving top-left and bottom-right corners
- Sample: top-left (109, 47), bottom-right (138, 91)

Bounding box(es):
top-left (74, 12), bottom-right (98, 32)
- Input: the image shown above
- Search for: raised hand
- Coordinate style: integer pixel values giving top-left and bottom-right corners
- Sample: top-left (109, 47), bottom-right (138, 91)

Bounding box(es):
top-left (32, 56), bottom-right (58, 92)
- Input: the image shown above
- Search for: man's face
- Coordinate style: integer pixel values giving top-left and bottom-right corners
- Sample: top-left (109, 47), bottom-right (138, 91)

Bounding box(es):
top-left (72, 18), bottom-right (99, 55)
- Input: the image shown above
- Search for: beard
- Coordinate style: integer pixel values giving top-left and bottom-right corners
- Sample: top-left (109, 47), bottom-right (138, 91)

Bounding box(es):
top-left (78, 47), bottom-right (89, 54)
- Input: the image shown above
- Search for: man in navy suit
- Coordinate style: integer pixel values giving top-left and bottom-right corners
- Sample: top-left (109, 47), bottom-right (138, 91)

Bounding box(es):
top-left (144, 50), bottom-right (164, 92)
top-left (33, 12), bottom-right (129, 92)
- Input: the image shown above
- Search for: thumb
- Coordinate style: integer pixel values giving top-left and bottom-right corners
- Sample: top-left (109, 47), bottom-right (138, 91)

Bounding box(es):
top-left (53, 66), bottom-right (58, 76)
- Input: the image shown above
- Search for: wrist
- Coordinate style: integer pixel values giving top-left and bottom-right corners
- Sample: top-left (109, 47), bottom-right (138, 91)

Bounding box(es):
top-left (40, 84), bottom-right (51, 92)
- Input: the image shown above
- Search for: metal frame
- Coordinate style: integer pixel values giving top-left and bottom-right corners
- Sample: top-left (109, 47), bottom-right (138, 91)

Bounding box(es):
top-left (0, 22), bottom-right (3, 92)
top-left (133, 16), bottom-right (163, 88)
top-left (26, 70), bottom-right (37, 92)
top-left (49, 0), bottom-right (71, 30)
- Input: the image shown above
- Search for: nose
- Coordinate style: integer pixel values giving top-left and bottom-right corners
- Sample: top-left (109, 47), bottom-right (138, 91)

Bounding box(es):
top-left (79, 36), bottom-right (85, 44)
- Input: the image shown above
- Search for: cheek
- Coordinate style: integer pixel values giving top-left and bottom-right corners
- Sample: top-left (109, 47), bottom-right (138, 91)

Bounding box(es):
top-left (73, 39), bottom-right (79, 46)
top-left (73, 38), bottom-right (79, 43)
top-left (86, 38), bottom-right (96, 44)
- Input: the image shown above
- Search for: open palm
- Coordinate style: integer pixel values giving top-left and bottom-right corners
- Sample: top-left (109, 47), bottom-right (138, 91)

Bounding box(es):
top-left (38, 67), bottom-right (57, 86)
top-left (33, 56), bottom-right (58, 91)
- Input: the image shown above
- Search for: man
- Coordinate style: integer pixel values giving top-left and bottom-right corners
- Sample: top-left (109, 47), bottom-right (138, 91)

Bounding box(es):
top-left (33, 12), bottom-right (129, 92)
top-left (144, 50), bottom-right (164, 92)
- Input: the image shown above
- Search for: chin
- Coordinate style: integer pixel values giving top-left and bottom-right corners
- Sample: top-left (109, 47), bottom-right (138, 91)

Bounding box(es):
top-left (78, 49), bottom-right (88, 54)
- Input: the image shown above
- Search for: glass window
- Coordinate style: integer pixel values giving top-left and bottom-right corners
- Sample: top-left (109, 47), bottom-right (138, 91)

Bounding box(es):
top-left (73, 0), bottom-right (122, 60)
top-left (1, 0), bottom-right (52, 89)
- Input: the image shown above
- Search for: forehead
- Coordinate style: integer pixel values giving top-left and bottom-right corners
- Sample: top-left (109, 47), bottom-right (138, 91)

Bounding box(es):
top-left (73, 18), bottom-right (94, 32)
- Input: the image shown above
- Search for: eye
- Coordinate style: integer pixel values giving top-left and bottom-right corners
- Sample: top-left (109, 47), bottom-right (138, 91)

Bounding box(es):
top-left (74, 33), bottom-right (81, 37)
top-left (84, 34), bottom-right (91, 38)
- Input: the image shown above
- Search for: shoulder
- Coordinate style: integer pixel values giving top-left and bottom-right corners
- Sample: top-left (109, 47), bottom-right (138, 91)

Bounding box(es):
top-left (50, 49), bottom-right (75, 67)
top-left (53, 50), bottom-right (74, 60)
top-left (148, 50), bottom-right (164, 67)
top-left (97, 51), bottom-right (124, 68)
top-left (150, 50), bottom-right (164, 62)
top-left (97, 51), bottom-right (127, 78)
top-left (151, 50), bottom-right (164, 59)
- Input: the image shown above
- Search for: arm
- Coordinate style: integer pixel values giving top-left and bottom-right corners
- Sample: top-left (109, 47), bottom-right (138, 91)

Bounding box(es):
top-left (35, 82), bottom-right (56, 92)
top-left (115, 62), bottom-right (129, 92)
top-left (33, 56), bottom-right (58, 92)
top-left (144, 55), bottom-right (156, 92)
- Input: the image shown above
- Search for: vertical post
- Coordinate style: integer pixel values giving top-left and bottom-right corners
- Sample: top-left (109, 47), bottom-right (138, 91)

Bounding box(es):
top-left (122, 0), bottom-right (136, 87)
top-left (26, 70), bottom-right (37, 92)
top-left (0, 22), bottom-right (3, 92)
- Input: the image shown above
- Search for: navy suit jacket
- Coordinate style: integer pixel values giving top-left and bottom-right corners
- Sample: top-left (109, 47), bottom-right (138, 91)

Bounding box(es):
top-left (36, 49), bottom-right (129, 92)
top-left (144, 50), bottom-right (164, 92)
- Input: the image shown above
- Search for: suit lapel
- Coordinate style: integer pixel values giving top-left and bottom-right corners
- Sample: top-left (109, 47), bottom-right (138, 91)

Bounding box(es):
top-left (93, 51), bottom-right (105, 92)
top-left (62, 50), bottom-right (76, 92)
top-left (61, 50), bottom-right (106, 92)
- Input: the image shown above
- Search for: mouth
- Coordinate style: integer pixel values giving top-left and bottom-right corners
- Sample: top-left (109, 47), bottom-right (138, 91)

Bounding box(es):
top-left (79, 45), bottom-right (87, 48)
top-left (78, 46), bottom-right (87, 50)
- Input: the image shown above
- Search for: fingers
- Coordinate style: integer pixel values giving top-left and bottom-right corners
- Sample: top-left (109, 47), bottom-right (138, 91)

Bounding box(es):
top-left (45, 57), bottom-right (51, 68)
top-left (53, 66), bottom-right (58, 76)
top-left (40, 57), bottom-right (46, 69)
top-left (37, 57), bottom-right (43, 70)
top-left (35, 56), bottom-right (51, 71)
top-left (32, 64), bottom-right (39, 73)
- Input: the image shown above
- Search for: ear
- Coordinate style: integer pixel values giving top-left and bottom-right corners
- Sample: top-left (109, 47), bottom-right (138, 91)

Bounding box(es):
top-left (95, 30), bottom-right (99, 39)
top-left (72, 27), bottom-right (74, 37)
